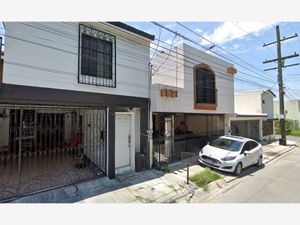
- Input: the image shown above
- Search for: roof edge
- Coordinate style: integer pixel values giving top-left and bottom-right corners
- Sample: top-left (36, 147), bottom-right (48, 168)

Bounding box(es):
top-left (106, 22), bottom-right (155, 41)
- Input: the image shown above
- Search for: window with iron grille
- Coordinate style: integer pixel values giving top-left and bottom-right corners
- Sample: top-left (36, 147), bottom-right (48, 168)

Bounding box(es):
top-left (195, 67), bottom-right (216, 104)
top-left (78, 24), bottom-right (116, 87)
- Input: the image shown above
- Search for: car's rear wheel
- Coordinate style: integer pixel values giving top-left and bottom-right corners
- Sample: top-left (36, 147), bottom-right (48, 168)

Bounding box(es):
top-left (234, 163), bottom-right (242, 176)
top-left (256, 156), bottom-right (263, 167)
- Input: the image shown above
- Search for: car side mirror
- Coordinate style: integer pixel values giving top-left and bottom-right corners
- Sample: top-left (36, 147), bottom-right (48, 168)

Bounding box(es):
top-left (244, 151), bottom-right (251, 155)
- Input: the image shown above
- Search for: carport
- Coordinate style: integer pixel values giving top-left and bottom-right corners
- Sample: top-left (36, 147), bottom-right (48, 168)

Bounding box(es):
top-left (229, 113), bottom-right (268, 141)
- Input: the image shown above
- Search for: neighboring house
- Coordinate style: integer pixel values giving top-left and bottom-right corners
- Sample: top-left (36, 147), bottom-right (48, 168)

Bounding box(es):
top-left (0, 22), bottom-right (154, 201)
top-left (274, 100), bottom-right (300, 129)
top-left (230, 90), bottom-right (276, 141)
top-left (150, 43), bottom-right (236, 164)
top-left (0, 36), bottom-right (3, 82)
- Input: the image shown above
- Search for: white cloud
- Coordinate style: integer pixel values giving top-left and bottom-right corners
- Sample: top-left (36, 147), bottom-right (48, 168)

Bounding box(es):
top-left (200, 22), bottom-right (273, 46)
top-left (195, 28), bottom-right (203, 33)
top-left (165, 38), bottom-right (173, 45)
top-left (233, 44), bottom-right (239, 49)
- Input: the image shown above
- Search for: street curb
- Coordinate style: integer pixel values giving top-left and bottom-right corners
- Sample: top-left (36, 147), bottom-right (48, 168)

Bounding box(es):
top-left (263, 145), bottom-right (296, 165)
top-left (222, 144), bottom-right (296, 185)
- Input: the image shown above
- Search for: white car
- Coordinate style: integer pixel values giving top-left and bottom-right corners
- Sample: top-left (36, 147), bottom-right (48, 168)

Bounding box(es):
top-left (198, 135), bottom-right (263, 176)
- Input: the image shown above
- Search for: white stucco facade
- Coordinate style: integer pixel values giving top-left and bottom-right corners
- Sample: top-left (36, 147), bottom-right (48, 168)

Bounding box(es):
top-left (235, 90), bottom-right (275, 119)
top-left (150, 43), bottom-right (235, 114)
top-left (3, 22), bottom-right (151, 98)
top-left (233, 90), bottom-right (276, 141)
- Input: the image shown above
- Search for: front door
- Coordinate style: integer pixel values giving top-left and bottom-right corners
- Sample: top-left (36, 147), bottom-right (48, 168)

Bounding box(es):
top-left (115, 113), bottom-right (132, 170)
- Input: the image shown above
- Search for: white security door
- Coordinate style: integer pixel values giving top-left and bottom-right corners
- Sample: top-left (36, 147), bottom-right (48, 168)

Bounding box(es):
top-left (115, 114), bottom-right (131, 169)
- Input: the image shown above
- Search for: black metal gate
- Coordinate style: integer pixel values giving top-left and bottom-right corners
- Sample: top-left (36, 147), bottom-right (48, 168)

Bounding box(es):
top-left (0, 105), bottom-right (107, 201)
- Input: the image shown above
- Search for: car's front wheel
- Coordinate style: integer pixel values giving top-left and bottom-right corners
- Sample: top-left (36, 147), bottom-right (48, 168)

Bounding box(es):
top-left (256, 156), bottom-right (263, 167)
top-left (234, 163), bottom-right (242, 176)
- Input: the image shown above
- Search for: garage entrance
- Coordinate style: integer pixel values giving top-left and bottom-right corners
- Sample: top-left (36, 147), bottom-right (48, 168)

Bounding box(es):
top-left (152, 113), bottom-right (225, 165)
top-left (0, 105), bottom-right (107, 201)
top-left (231, 120), bottom-right (260, 140)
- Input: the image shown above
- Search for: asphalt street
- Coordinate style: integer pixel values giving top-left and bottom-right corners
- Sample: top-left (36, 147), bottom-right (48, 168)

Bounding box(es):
top-left (205, 147), bottom-right (300, 203)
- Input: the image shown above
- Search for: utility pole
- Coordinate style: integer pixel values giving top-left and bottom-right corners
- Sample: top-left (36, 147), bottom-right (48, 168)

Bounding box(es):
top-left (263, 25), bottom-right (299, 145)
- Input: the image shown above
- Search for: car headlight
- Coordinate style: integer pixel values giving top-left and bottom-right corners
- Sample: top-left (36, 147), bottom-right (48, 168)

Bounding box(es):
top-left (221, 156), bottom-right (236, 161)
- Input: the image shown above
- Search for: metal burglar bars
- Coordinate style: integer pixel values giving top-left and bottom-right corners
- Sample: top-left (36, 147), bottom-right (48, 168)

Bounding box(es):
top-left (152, 131), bottom-right (223, 166)
top-left (0, 105), bottom-right (107, 201)
top-left (78, 24), bottom-right (116, 88)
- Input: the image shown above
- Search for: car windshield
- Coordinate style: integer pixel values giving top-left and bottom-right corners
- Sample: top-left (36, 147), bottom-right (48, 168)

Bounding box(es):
top-left (209, 137), bottom-right (242, 152)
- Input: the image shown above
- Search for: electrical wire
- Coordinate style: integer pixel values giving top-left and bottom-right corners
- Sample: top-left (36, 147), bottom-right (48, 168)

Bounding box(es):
top-left (2, 22), bottom-right (278, 87)
top-left (177, 21), bottom-right (277, 82)
top-left (1, 22), bottom-right (278, 93)
top-left (152, 22), bottom-right (278, 84)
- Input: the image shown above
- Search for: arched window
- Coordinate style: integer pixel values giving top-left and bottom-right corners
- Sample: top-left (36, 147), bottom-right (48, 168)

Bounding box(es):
top-left (194, 64), bottom-right (217, 110)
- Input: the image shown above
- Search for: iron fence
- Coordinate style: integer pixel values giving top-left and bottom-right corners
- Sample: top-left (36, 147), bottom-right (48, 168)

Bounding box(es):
top-left (152, 131), bottom-right (223, 166)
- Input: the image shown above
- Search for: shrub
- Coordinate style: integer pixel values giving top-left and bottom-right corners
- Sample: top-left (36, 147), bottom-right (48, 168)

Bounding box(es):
top-left (275, 119), bottom-right (293, 135)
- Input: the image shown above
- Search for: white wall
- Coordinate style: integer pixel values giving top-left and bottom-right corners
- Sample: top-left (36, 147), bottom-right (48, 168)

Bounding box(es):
top-left (261, 92), bottom-right (274, 119)
top-left (152, 45), bottom-right (184, 88)
top-left (235, 91), bottom-right (262, 114)
top-left (151, 43), bottom-right (234, 114)
top-left (3, 22), bottom-right (151, 98)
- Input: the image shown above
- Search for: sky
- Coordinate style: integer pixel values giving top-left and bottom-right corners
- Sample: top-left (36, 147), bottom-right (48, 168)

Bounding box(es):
top-left (125, 22), bottom-right (300, 100)
top-left (1, 21), bottom-right (300, 100)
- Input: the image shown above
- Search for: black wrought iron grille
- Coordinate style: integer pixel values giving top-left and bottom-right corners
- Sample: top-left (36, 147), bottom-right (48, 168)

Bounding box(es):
top-left (152, 130), bottom-right (224, 166)
top-left (78, 24), bottom-right (116, 87)
top-left (0, 105), bottom-right (107, 202)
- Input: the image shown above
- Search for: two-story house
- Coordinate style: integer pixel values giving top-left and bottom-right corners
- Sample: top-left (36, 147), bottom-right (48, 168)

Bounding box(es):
top-left (150, 43), bottom-right (236, 165)
top-left (0, 22), bottom-right (154, 201)
top-left (230, 89), bottom-right (276, 141)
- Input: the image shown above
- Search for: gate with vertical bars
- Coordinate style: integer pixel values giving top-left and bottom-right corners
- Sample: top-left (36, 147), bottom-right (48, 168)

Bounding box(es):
top-left (0, 104), bottom-right (107, 201)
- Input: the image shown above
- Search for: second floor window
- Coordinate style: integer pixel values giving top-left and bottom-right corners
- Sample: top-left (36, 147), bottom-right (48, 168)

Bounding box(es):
top-left (195, 67), bottom-right (216, 104)
top-left (79, 24), bottom-right (116, 87)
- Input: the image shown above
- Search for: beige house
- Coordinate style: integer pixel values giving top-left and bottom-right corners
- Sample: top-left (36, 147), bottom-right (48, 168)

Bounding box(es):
top-left (228, 89), bottom-right (276, 141)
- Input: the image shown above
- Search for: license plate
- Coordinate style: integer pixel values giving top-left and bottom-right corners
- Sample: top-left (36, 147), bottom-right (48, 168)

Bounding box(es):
top-left (205, 159), bottom-right (213, 164)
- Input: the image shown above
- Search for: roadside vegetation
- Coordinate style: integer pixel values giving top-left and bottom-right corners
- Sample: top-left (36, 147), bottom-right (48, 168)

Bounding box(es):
top-left (190, 168), bottom-right (221, 191)
top-left (275, 119), bottom-right (300, 137)
top-left (290, 129), bottom-right (300, 137)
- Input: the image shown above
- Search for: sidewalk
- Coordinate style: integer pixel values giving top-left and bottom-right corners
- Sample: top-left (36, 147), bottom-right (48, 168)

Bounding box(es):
top-left (9, 139), bottom-right (297, 203)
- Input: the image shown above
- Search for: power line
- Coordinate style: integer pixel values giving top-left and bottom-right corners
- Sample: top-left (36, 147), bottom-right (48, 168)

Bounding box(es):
top-left (262, 25), bottom-right (299, 145)
top-left (2, 22), bottom-right (277, 88)
top-left (153, 33), bottom-right (177, 74)
top-left (231, 21), bottom-right (277, 56)
top-left (152, 22), bottom-right (277, 84)
top-left (1, 22), bottom-right (278, 92)
top-left (177, 21), bottom-right (276, 82)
